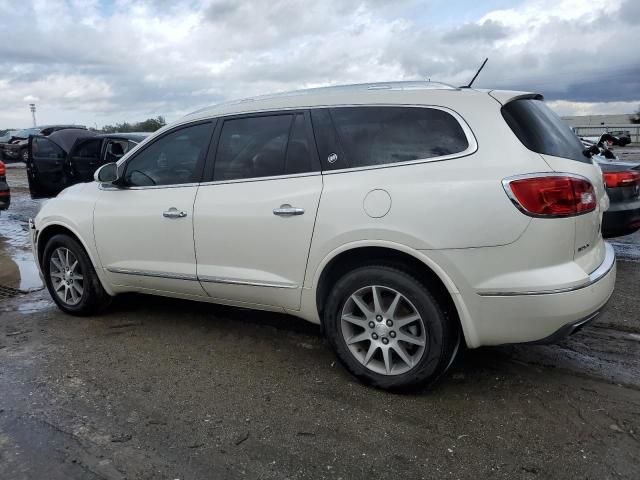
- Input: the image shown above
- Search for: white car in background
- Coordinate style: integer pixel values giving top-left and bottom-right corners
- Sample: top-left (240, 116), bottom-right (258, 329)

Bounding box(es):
top-left (30, 81), bottom-right (616, 390)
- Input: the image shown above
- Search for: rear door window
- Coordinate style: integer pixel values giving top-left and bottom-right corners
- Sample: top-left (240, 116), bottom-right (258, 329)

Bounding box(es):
top-left (213, 113), bottom-right (317, 181)
top-left (501, 99), bottom-right (589, 163)
top-left (314, 106), bottom-right (470, 170)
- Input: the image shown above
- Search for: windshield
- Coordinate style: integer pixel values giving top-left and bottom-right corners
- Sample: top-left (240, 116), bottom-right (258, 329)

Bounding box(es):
top-left (14, 127), bottom-right (41, 138)
top-left (501, 99), bottom-right (589, 163)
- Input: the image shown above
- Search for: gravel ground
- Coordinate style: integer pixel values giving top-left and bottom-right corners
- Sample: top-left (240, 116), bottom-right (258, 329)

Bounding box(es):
top-left (1, 163), bottom-right (639, 479)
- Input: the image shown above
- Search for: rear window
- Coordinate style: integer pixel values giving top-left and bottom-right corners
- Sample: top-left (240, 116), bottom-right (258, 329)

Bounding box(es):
top-left (324, 106), bottom-right (469, 170)
top-left (502, 99), bottom-right (589, 163)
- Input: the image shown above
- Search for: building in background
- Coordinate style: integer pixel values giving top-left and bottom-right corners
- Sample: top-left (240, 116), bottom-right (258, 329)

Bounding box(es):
top-left (561, 114), bottom-right (634, 128)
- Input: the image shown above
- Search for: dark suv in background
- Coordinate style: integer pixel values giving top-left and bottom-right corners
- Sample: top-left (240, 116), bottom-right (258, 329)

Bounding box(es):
top-left (1, 125), bottom-right (86, 162)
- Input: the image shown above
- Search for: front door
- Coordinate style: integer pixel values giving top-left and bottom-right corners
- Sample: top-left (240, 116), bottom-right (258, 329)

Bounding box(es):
top-left (194, 112), bottom-right (322, 310)
top-left (94, 121), bottom-right (215, 296)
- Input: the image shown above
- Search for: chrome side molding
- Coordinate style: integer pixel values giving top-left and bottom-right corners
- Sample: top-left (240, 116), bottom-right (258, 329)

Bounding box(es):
top-left (106, 267), bottom-right (198, 282)
top-left (106, 267), bottom-right (298, 289)
top-left (198, 275), bottom-right (298, 289)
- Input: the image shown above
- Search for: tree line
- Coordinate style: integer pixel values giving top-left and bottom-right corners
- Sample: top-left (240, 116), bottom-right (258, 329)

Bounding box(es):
top-left (98, 116), bottom-right (166, 133)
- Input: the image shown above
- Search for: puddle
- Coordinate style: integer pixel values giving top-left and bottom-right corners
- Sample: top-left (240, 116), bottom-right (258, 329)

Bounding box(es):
top-left (17, 298), bottom-right (53, 313)
top-left (0, 251), bottom-right (43, 291)
top-left (610, 241), bottom-right (640, 262)
top-left (0, 210), bottom-right (44, 292)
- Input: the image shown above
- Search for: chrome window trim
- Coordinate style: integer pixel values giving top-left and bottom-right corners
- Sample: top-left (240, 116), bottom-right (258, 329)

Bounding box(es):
top-left (99, 182), bottom-right (200, 191)
top-left (199, 171), bottom-right (320, 187)
top-left (316, 104), bottom-right (478, 175)
top-left (501, 172), bottom-right (596, 218)
top-left (198, 275), bottom-right (298, 289)
top-left (477, 242), bottom-right (615, 297)
top-left (105, 267), bottom-right (299, 289)
top-left (103, 104), bottom-right (475, 188)
top-left (206, 104), bottom-right (476, 177)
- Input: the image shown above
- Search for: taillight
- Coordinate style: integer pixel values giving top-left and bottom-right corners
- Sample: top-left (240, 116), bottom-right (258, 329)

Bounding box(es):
top-left (503, 174), bottom-right (596, 217)
top-left (603, 171), bottom-right (640, 188)
top-left (0, 161), bottom-right (5, 176)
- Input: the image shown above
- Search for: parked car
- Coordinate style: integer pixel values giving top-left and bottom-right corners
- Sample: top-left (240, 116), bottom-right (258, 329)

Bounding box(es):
top-left (0, 130), bottom-right (19, 144)
top-left (30, 82), bottom-right (615, 390)
top-left (27, 129), bottom-right (149, 198)
top-left (595, 158), bottom-right (640, 237)
top-left (0, 160), bottom-right (10, 211)
top-left (2, 124), bottom-right (86, 163)
top-left (581, 134), bottom-right (640, 237)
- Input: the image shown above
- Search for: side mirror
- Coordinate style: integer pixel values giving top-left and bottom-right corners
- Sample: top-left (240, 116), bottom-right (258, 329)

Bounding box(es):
top-left (94, 162), bottom-right (119, 183)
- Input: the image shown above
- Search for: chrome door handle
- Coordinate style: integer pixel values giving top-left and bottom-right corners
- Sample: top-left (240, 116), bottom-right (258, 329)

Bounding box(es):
top-left (163, 207), bottom-right (187, 219)
top-left (273, 204), bottom-right (305, 216)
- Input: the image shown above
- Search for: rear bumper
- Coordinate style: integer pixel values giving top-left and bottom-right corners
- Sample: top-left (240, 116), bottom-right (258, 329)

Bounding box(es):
top-left (470, 243), bottom-right (616, 346)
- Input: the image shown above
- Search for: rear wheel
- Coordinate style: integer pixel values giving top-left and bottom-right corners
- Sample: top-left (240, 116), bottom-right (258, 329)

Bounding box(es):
top-left (324, 265), bottom-right (459, 390)
top-left (43, 234), bottom-right (111, 315)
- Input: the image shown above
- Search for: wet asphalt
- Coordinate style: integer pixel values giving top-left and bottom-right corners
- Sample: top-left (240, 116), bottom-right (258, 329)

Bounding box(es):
top-left (1, 162), bottom-right (639, 479)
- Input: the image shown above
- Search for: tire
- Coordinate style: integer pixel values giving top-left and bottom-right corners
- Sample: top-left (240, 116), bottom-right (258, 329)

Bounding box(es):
top-left (21, 148), bottom-right (28, 163)
top-left (323, 265), bottom-right (459, 391)
top-left (42, 234), bottom-right (111, 316)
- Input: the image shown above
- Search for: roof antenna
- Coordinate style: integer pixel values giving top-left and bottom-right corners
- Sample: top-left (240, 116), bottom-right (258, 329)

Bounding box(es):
top-left (462, 58), bottom-right (488, 88)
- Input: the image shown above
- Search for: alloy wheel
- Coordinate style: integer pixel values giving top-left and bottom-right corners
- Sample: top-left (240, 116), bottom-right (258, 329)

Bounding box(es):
top-left (49, 247), bottom-right (84, 306)
top-left (340, 285), bottom-right (427, 375)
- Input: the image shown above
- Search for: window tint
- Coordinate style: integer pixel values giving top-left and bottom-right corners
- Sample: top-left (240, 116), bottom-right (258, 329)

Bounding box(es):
top-left (72, 138), bottom-right (101, 160)
top-left (285, 114), bottom-right (313, 174)
top-left (324, 107), bottom-right (469, 169)
top-left (310, 109), bottom-right (348, 170)
top-left (502, 99), bottom-right (588, 163)
top-left (32, 137), bottom-right (64, 159)
top-left (214, 114), bottom-right (298, 181)
top-left (124, 123), bottom-right (211, 187)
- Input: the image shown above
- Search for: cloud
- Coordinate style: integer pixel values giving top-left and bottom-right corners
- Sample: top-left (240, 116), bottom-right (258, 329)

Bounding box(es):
top-left (548, 100), bottom-right (639, 117)
top-left (0, 0), bottom-right (638, 127)
top-left (442, 20), bottom-right (509, 44)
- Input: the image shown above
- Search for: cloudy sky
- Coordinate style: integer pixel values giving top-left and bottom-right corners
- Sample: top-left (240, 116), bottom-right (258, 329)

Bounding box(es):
top-left (0, 0), bottom-right (639, 128)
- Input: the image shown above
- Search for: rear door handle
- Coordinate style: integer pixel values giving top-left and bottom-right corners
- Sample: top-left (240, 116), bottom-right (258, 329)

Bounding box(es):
top-left (273, 204), bottom-right (305, 216)
top-left (163, 207), bottom-right (187, 219)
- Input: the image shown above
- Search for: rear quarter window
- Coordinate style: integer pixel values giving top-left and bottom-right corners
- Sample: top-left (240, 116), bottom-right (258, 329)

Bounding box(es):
top-left (501, 98), bottom-right (589, 163)
top-left (320, 106), bottom-right (470, 170)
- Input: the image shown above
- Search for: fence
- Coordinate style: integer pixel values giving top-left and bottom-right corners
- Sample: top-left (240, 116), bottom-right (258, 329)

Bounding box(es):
top-left (571, 124), bottom-right (640, 143)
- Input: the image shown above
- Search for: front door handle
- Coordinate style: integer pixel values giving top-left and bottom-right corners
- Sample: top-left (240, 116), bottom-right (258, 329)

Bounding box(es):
top-left (273, 204), bottom-right (305, 217)
top-left (163, 207), bottom-right (187, 219)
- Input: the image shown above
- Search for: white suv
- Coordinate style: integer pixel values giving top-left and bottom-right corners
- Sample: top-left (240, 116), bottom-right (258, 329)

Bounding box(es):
top-left (30, 82), bottom-right (616, 390)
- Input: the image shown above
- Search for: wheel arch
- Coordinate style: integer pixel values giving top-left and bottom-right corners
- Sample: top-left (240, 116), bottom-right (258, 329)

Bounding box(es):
top-left (36, 222), bottom-right (114, 296)
top-left (311, 242), bottom-right (475, 346)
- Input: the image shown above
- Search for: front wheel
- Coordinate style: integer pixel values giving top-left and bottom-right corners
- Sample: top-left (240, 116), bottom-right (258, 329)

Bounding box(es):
top-left (43, 234), bottom-right (111, 315)
top-left (324, 265), bottom-right (459, 390)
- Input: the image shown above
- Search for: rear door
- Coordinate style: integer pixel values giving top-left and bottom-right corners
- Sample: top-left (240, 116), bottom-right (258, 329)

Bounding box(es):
top-left (27, 135), bottom-right (67, 198)
top-left (68, 137), bottom-right (104, 183)
top-left (193, 111), bottom-right (322, 310)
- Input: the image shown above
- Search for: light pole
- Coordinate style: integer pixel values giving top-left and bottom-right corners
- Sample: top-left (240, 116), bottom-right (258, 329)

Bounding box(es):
top-left (29, 103), bottom-right (37, 127)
